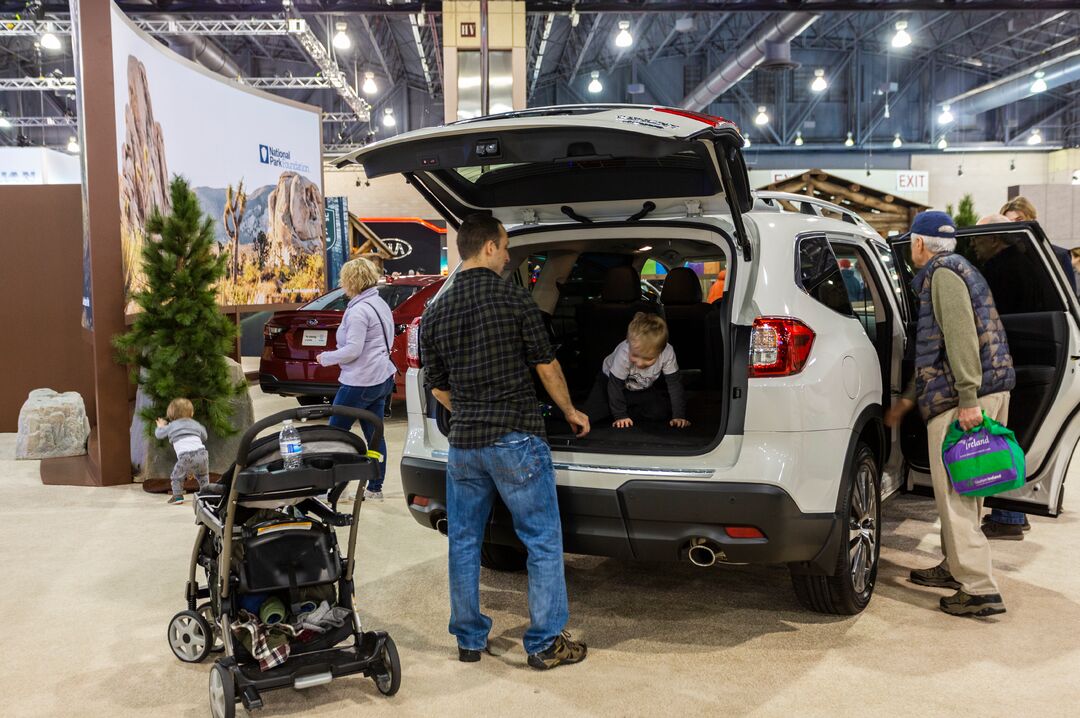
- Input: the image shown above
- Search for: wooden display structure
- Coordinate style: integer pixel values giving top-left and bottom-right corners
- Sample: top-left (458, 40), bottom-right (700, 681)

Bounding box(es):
top-left (759, 170), bottom-right (929, 237)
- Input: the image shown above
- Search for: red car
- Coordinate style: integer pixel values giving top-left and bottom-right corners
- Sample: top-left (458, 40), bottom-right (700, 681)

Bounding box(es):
top-left (259, 275), bottom-right (445, 403)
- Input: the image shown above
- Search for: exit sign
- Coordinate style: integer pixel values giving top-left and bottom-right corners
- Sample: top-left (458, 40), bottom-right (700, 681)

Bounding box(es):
top-left (460, 22), bottom-right (477, 38)
top-left (896, 171), bottom-right (929, 192)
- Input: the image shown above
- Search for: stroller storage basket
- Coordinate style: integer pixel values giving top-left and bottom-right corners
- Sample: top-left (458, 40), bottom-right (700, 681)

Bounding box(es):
top-left (240, 522), bottom-right (340, 593)
top-left (233, 453), bottom-right (378, 497)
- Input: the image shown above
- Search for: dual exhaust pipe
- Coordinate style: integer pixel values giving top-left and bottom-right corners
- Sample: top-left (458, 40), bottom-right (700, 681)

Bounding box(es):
top-left (687, 538), bottom-right (722, 567)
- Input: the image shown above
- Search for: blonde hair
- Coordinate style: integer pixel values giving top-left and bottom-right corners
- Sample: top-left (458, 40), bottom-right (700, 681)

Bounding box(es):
top-left (340, 256), bottom-right (380, 296)
top-left (627, 312), bottom-right (668, 355)
top-left (166, 398), bottom-right (194, 421)
top-left (1000, 196), bottom-right (1037, 221)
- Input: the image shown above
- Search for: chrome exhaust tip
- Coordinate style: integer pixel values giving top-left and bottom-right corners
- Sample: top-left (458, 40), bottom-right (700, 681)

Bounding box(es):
top-left (435, 516), bottom-right (448, 536)
top-left (687, 540), bottom-right (718, 567)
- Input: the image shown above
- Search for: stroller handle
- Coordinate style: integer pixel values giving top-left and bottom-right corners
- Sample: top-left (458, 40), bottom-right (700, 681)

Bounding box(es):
top-left (236, 405), bottom-right (385, 466)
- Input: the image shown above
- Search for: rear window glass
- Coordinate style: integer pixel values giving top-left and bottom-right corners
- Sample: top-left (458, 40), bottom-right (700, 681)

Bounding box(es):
top-left (302, 284), bottom-right (419, 312)
top-left (377, 283), bottom-right (422, 310)
top-left (798, 235), bottom-right (854, 317)
top-left (303, 288), bottom-right (348, 311)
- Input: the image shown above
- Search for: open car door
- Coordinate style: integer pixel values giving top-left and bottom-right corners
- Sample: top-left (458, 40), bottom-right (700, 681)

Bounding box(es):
top-left (889, 221), bottom-right (1080, 517)
top-left (333, 104), bottom-right (753, 258)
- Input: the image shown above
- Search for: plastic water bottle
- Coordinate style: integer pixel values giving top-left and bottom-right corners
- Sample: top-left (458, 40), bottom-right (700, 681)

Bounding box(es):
top-left (279, 420), bottom-right (303, 470)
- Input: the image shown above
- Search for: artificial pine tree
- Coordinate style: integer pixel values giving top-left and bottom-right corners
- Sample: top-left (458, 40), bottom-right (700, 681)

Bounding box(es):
top-left (946, 194), bottom-right (980, 227)
top-left (114, 176), bottom-right (245, 438)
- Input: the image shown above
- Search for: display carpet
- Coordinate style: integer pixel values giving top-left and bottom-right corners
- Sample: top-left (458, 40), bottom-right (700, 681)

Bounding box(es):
top-left (1, 388), bottom-right (1078, 717)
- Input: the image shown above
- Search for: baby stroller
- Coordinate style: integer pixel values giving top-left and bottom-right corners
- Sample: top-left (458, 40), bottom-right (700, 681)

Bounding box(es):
top-left (166, 405), bottom-right (400, 717)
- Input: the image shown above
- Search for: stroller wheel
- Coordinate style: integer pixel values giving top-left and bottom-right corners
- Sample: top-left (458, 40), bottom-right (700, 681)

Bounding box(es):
top-left (168, 610), bottom-right (212, 663)
top-left (196, 603), bottom-right (224, 653)
top-left (373, 636), bottom-right (401, 697)
top-left (209, 662), bottom-right (236, 718)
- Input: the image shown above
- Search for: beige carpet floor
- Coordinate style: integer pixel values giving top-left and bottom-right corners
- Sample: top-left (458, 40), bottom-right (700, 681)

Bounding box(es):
top-left (2, 388), bottom-right (1078, 717)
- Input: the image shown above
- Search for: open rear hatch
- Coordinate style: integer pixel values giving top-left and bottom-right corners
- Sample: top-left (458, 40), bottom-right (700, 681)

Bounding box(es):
top-left (333, 104), bottom-right (753, 257)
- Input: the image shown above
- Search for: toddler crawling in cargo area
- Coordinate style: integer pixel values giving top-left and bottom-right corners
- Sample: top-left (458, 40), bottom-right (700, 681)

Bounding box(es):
top-left (581, 312), bottom-right (690, 430)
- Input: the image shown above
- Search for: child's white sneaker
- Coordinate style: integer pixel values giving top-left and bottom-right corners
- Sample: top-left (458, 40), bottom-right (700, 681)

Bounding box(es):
top-left (364, 489), bottom-right (384, 501)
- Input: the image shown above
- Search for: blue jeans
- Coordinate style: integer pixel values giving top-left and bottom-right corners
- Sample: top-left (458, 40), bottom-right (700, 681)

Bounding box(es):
top-left (446, 432), bottom-right (568, 655)
top-left (989, 508), bottom-right (1027, 525)
top-left (329, 376), bottom-right (394, 491)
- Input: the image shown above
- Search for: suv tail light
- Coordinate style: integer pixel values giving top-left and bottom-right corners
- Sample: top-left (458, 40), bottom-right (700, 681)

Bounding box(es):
top-left (406, 317), bottom-right (422, 368)
top-left (264, 324), bottom-right (285, 340)
top-left (749, 317), bottom-right (815, 377)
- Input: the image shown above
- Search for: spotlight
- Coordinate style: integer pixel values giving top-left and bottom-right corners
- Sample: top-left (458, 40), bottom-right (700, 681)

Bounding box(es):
top-left (957, 165), bottom-right (964, 177)
top-left (810, 69), bottom-right (827, 93)
top-left (844, 131), bottom-right (854, 147)
top-left (893, 133), bottom-right (902, 148)
top-left (937, 135), bottom-right (948, 150)
top-left (794, 131), bottom-right (804, 146)
top-left (333, 21), bottom-right (352, 51)
top-left (1031, 70), bottom-right (1047, 94)
top-left (362, 71), bottom-right (377, 95)
top-left (891, 20), bottom-right (911, 49)
top-left (615, 20), bottom-right (633, 48)
top-left (744, 136), bottom-right (751, 148)
top-left (382, 108), bottom-right (396, 128)
top-left (1010, 159), bottom-right (1016, 171)
top-left (587, 71), bottom-right (602, 94)
top-left (1027, 128), bottom-right (1043, 145)
top-left (570, 8), bottom-right (580, 28)
top-left (754, 106), bottom-right (769, 126)
top-left (0, 113), bottom-right (11, 130)
top-left (40, 23), bottom-right (62, 52)
top-left (938, 104), bottom-right (954, 125)
top-left (66, 136), bottom-right (80, 153)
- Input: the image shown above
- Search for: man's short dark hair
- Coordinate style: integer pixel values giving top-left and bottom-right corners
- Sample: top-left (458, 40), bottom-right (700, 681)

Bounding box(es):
top-left (457, 214), bottom-right (505, 260)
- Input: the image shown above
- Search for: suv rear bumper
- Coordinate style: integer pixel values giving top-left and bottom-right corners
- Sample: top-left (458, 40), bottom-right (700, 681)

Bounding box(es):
top-left (258, 374), bottom-right (338, 398)
top-left (401, 457), bottom-right (840, 573)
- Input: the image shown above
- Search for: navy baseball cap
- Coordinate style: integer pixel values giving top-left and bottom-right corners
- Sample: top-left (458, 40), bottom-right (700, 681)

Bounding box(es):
top-left (910, 211), bottom-right (956, 239)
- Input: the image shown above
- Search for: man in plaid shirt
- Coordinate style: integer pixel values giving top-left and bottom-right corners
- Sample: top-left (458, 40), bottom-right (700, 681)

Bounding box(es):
top-left (422, 214), bottom-right (591, 670)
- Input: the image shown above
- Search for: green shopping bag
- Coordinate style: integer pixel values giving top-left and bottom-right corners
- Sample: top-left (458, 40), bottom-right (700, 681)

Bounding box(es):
top-left (942, 413), bottom-right (1025, 497)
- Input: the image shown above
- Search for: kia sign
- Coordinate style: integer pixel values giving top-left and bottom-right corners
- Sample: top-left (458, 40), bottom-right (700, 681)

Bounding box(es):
top-left (384, 238), bottom-right (413, 259)
top-left (897, 171), bottom-right (929, 193)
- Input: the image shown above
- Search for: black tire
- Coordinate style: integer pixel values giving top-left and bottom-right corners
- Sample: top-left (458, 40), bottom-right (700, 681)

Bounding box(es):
top-left (373, 636), bottom-right (402, 697)
top-left (791, 442), bottom-right (881, 615)
top-left (297, 395), bottom-right (331, 406)
top-left (209, 662), bottom-right (236, 718)
top-left (167, 609), bottom-right (213, 663)
top-left (480, 542), bottom-right (528, 572)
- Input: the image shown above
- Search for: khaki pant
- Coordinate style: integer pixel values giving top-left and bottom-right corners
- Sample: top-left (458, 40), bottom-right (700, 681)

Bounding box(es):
top-left (926, 391), bottom-right (1010, 596)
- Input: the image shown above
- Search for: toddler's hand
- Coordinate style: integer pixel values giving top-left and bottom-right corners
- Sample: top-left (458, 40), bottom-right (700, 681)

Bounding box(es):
top-left (613, 418), bottom-right (633, 429)
top-left (670, 418), bottom-right (690, 429)
top-left (155, 418), bottom-right (167, 428)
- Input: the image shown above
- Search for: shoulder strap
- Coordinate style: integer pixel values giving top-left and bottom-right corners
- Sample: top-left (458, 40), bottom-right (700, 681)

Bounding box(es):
top-left (358, 298), bottom-right (393, 356)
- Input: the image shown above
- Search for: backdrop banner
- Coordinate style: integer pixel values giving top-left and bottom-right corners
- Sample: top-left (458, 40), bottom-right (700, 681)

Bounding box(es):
top-left (324, 196), bottom-right (350, 289)
top-left (110, 4), bottom-right (325, 312)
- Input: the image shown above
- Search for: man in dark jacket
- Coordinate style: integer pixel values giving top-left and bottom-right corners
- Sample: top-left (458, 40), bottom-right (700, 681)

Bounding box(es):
top-left (885, 211), bottom-right (1015, 617)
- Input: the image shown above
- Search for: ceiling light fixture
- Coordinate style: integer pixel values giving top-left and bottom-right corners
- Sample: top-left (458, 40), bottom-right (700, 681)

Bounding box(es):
top-left (570, 7), bottom-right (580, 28)
top-left (0, 113), bottom-right (11, 130)
top-left (615, 20), bottom-right (633, 48)
top-left (891, 20), bottom-right (912, 49)
top-left (754, 106), bottom-right (770, 126)
top-left (844, 131), bottom-right (854, 147)
top-left (938, 103), bottom-right (954, 125)
top-left (794, 131), bottom-right (804, 146)
top-left (382, 108), bottom-right (396, 128)
top-left (744, 136), bottom-right (751, 148)
top-left (1030, 70), bottom-right (1048, 94)
top-left (40, 23), bottom-right (62, 51)
top-left (587, 70), bottom-right (602, 94)
top-left (892, 133), bottom-right (903, 148)
top-left (66, 136), bottom-right (79, 153)
top-left (333, 21), bottom-right (352, 51)
top-left (362, 71), bottom-right (377, 95)
top-left (937, 135), bottom-right (948, 150)
top-left (811, 69), bottom-right (827, 93)
top-left (1027, 128), bottom-right (1043, 145)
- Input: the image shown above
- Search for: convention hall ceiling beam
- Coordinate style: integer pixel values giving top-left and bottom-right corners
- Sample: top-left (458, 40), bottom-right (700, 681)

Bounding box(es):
top-left (0, 77), bottom-right (78, 91)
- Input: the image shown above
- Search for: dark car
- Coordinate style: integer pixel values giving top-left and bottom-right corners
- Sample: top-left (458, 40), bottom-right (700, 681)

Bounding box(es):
top-left (259, 274), bottom-right (445, 403)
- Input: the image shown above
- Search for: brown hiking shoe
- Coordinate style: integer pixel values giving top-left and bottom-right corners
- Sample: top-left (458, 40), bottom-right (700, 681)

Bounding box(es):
top-left (909, 562), bottom-right (961, 589)
top-left (527, 631), bottom-right (587, 670)
top-left (981, 520), bottom-right (1025, 541)
top-left (940, 590), bottom-right (1006, 617)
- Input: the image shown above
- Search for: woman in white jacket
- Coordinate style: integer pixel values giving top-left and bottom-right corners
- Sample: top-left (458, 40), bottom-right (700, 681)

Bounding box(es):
top-left (316, 257), bottom-right (396, 500)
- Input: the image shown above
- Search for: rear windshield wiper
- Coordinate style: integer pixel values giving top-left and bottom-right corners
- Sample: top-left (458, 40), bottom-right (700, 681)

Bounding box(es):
top-left (561, 205), bottom-right (593, 224)
top-left (626, 201), bottom-right (656, 222)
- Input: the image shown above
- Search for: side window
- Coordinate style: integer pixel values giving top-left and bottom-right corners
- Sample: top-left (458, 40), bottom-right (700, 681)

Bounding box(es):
top-left (958, 233), bottom-right (1064, 315)
top-left (514, 253), bottom-right (547, 293)
top-left (681, 258), bottom-right (728, 303)
top-left (831, 243), bottom-right (885, 342)
top-left (798, 235), bottom-right (854, 317)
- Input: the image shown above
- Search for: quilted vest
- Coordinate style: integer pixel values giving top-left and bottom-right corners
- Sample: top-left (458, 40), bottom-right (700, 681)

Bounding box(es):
top-left (912, 253), bottom-right (1016, 421)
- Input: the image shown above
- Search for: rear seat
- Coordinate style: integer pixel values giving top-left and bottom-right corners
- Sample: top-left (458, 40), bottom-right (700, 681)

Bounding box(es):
top-left (576, 265), bottom-right (661, 378)
top-left (659, 267), bottom-right (713, 374)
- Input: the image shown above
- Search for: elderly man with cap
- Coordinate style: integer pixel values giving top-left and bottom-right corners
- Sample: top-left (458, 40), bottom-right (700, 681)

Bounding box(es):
top-left (885, 210), bottom-right (1016, 617)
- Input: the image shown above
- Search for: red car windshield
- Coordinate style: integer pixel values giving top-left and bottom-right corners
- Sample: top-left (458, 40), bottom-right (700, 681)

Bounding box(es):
top-left (302, 284), bottom-right (420, 312)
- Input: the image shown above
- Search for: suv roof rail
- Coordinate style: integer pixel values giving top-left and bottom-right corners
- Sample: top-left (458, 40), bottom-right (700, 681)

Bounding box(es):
top-left (755, 191), bottom-right (877, 234)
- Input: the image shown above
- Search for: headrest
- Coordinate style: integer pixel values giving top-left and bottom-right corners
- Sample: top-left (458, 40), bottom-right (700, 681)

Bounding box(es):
top-left (601, 265), bottom-right (641, 303)
top-left (661, 267), bottom-right (703, 305)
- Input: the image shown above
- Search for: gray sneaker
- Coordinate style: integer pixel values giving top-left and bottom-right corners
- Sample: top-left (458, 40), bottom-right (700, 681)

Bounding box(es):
top-left (364, 489), bottom-right (384, 501)
top-left (940, 590), bottom-right (1006, 617)
top-left (909, 562), bottom-right (961, 589)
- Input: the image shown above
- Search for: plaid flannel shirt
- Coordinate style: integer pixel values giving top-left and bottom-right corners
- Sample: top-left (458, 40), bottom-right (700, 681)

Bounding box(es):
top-left (421, 267), bottom-right (556, 448)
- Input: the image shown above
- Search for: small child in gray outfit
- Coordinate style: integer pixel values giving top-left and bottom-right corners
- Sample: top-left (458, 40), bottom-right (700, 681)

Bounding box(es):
top-left (155, 397), bottom-right (209, 505)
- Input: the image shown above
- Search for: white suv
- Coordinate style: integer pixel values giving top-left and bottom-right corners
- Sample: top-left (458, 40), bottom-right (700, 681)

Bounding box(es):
top-left (336, 104), bottom-right (1079, 614)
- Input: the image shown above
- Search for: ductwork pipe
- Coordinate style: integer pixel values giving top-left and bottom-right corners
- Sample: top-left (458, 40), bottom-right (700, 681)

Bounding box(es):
top-left (680, 12), bottom-right (819, 113)
top-left (167, 34), bottom-right (244, 80)
top-left (942, 47), bottom-right (1080, 119)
